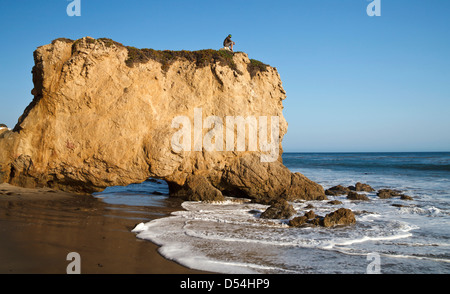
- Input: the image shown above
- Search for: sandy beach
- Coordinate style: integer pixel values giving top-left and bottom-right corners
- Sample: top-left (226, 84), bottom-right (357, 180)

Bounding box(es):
top-left (0, 183), bottom-right (208, 274)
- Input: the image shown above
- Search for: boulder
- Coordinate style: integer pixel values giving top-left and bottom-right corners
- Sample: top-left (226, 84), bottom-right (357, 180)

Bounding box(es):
top-left (260, 199), bottom-right (295, 219)
top-left (400, 195), bottom-right (413, 201)
top-left (286, 172), bottom-right (328, 201)
top-left (377, 189), bottom-right (402, 199)
top-left (354, 182), bottom-right (375, 192)
top-left (392, 204), bottom-right (406, 208)
top-left (288, 216), bottom-right (308, 227)
top-left (290, 208), bottom-right (356, 228)
top-left (347, 191), bottom-right (370, 201)
top-left (325, 185), bottom-right (350, 196)
top-left (327, 200), bottom-right (343, 205)
top-left (168, 174), bottom-right (224, 202)
top-left (308, 217), bottom-right (324, 227)
top-left (377, 189), bottom-right (413, 200)
top-left (304, 210), bottom-right (316, 220)
top-left (221, 156), bottom-right (327, 203)
top-left (288, 210), bottom-right (317, 227)
top-left (322, 208), bottom-right (356, 228)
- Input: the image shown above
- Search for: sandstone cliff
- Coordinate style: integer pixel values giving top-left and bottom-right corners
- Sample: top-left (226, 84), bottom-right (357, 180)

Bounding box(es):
top-left (0, 37), bottom-right (326, 202)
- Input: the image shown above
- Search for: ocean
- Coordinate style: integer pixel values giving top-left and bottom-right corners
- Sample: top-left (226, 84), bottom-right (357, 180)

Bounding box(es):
top-left (95, 152), bottom-right (450, 274)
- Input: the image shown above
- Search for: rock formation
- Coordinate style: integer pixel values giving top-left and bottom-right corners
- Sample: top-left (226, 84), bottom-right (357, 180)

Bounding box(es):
top-left (325, 185), bottom-right (350, 196)
top-left (0, 37), bottom-right (326, 202)
top-left (353, 182), bottom-right (375, 192)
top-left (288, 215), bottom-right (308, 227)
top-left (326, 182), bottom-right (375, 196)
top-left (322, 208), bottom-right (356, 228)
top-left (400, 195), bottom-right (413, 201)
top-left (260, 199), bottom-right (296, 219)
top-left (377, 189), bottom-right (412, 200)
top-left (347, 191), bottom-right (370, 201)
top-left (289, 208), bottom-right (356, 228)
top-left (377, 189), bottom-right (402, 199)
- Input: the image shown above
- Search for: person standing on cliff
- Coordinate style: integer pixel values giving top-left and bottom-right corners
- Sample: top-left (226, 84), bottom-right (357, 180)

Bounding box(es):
top-left (223, 34), bottom-right (235, 52)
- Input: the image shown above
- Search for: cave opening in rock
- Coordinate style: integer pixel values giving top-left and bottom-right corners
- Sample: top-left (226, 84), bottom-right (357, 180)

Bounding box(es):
top-left (92, 177), bottom-right (170, 207)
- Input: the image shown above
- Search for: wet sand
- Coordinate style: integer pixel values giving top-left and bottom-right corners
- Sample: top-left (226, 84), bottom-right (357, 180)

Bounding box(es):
top-left (0, 183), bottom-right (209, 274)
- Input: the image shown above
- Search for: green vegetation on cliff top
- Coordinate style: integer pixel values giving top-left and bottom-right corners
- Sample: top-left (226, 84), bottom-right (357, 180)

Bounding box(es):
top-left (53, 37), bottom-right (269, 77)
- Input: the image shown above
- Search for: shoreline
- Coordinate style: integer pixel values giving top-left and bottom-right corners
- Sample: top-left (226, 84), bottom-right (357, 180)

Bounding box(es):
top-left (0, 183), bottom-right (210, 274)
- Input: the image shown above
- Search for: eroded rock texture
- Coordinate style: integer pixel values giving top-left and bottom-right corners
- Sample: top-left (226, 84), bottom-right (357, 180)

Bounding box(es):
top-left (0, 37), bottom-right (326, 202)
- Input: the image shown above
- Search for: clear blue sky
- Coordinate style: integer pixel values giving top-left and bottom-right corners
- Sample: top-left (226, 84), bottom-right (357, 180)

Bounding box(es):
top-left (0, 0), bottom-right (449, 152)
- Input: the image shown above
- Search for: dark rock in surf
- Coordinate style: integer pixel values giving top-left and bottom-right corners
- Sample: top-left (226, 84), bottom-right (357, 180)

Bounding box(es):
top-left (172, 174), bottom-right (224, 202)
top-left (377, 189), bottom-right (402, 199)
top-left (304, 210), bottom-right (316, 220)
top-left (347, 191), bottom-right (370, 201)
top-left (322, 208), bottom-right (356, 227)
top-left (290, 208), bottom-right (356, 228)
top-left (288, 216), bottom-right (308, 227)
top-left (400, 195), bottom-right (413, 201)
top-left (392, 204), bottom-right (406, 208)
top-left (260, 199), bottom-right (295, 219)
top-left (325, 185), bottom-right (351, 196)
top-left (354, 182), bottom-right (375, 192)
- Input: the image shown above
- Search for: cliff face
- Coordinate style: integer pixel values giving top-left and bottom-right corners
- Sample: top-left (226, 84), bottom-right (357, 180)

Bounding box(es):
top-left (0, 37), bottom-right (325, 202)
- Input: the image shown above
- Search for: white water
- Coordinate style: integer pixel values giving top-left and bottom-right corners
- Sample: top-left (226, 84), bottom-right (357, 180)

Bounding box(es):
top-left (132, 161), bottom-right (450, 274)
top-left (133, 193), bottom-right (450, 273)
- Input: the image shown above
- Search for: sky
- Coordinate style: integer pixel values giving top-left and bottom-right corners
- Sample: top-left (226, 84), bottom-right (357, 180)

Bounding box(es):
top-left (0, 0), bottom-right (449, 152)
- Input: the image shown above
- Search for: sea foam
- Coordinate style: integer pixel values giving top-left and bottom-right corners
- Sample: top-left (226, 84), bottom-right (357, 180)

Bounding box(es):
top-left (130, 153), bottom-right (450, 273)
top-left (132, 195), bottom-right (448, 273)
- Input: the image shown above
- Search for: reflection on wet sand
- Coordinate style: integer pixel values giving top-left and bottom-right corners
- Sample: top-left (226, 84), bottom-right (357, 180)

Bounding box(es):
top-left (0, 183), bottom-right (207, 274)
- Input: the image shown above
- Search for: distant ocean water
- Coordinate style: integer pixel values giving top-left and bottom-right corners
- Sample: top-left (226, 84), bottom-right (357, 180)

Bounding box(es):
top-left (97, 152), bottom-right (450, 274)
